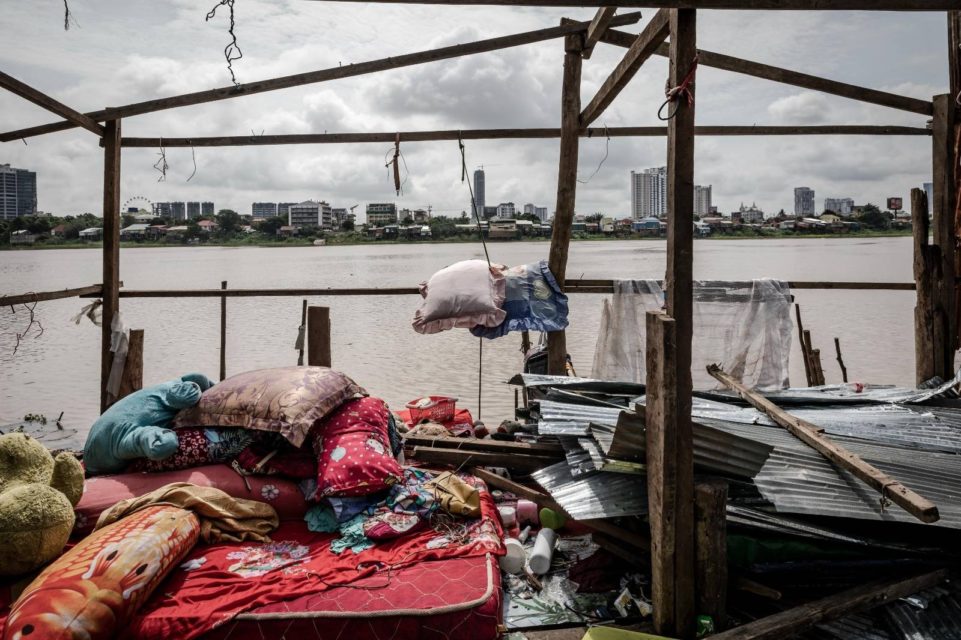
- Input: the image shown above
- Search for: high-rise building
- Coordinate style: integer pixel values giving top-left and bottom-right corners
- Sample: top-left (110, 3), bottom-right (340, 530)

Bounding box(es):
top-left (473, 168), bottom-right (486, 217)
top-left (331, 208), bottom-right (348, 227)
top-left (202, 202), bottom-right (214, 216)
top-left (0, 164), bottom-right (37, 220)
top-left (187, 202), bottom-right (201, 219)
top-left (152, 202), bottom-right (172, 218)
top-left (170, 202), bottom-right (186, 221)
top-left (288, 200), bottom-right (332, 228)
top-left (535, 206), bottom-right (548, 222)
top-left (823, 197), bottom-right (854, 216)
top-left (278, 202), bottom-right (295, 218)
top-left (252, 202), bottom-right (278, 219)
top-left (366, 203), bottom-right (398, 226)
top-left (496, 202), bottom-right (516, 218)
top-left (694, 185), bottom-right (712, 217)
top-left (630, 167), bottom-right (667, 219)
top-left (794, 187), bottom-right (815, 216)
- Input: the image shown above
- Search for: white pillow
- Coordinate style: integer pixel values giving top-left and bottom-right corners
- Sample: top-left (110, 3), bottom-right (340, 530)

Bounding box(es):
top-left (412, 259), bottom-right (508, 334)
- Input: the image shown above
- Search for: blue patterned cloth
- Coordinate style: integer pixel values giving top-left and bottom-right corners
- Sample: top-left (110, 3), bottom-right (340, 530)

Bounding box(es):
top-left (470, 260), bottom-right (569, 339)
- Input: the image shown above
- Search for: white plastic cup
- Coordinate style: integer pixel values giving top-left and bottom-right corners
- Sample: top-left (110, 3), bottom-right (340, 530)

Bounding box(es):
top-left (499, 538), bottom-right (526, 574)
top-left (529, 528), bottom-right (557, 575)
top-left (498, 505), bottom-right (517, 528)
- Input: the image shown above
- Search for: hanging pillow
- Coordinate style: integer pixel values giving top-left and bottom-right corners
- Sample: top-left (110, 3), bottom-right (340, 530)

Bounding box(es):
top-left (412, 259), bottom-right (508, 334)
top-left (173, 366), bottom-right (366, 447)
top-left (471, 260), bottom-right (569, 339)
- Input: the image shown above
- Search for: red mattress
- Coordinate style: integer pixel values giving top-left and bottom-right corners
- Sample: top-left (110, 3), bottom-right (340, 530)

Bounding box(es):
top-left (198, 553), bottom-right (501, 640)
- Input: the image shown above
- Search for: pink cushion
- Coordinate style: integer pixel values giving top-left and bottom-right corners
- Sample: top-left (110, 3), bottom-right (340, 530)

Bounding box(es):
top-left (173, 366), bottom-right (366, 447)
top-left (313, 398), bottom-right (403, 498)
top-left (412, 260), bottom-right (507, 334)
top-left (73, 464), bottom-right (308, 536)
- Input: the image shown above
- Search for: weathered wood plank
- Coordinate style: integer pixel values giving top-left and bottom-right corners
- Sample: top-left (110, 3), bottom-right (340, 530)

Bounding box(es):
top-left (410, 446), bottom-right (555, 471)
top-left (582, 7), bottom-right (618, 58)
top-left (116, 329), bottom-right (144, 402)
top-left (116, 125), bottom-right (929, 147)
top-left (707, 364), bottom-right (940, 523)
top-left (0, 14), bottom-right (641, 143)
top-left (304, 0), bottom-right (961, 10)
top-left (100, 119), bottom-right (121, 413)
top-left (707, 569), bottom-right (949, 640)
top-left (913, 187), bottom-right (937, 384)
top-left (547, 32), bottom-right (583, 376)
top-left (307, 306), bottom-right (332, 367)
top-left (0, 70), bottom-right (105, 135)
top-left (404, 435), bottom-right (565, 456)
top-left (597, 27), bottom-right (933, 115)
top-left (220, 281), bottom-right (228, 381)
top-left (932, 94), bottom-right (957, 374)
top-left (580, 9), bottom-right (671, 126)
top-left (0, 284), bottom-right (104, 307)
top-left (695, 480), bottom-right (728, 630)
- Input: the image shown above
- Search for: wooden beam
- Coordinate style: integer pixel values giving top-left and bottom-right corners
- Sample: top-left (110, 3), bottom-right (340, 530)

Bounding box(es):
top-left (582, 7), bottom-right (618, 59)
top-left (220, 281), bottom-right (228, 380)
top-left (913, 187), bottom-right (938, 384)
top-left (546, 33), bottom-right (583, 376)
top-left (0, 70), bottom-right (105, 136)
top-left (410, 446), bottom-right (555, 471)
top-left (74, 280), bottom-right (919, 300)
top-left (706, 569), bottom-right (948, 640)
top-left (303, 0), bottom-right (961, 10)
top-left (645, 312), bottom-right (694, 638)
top-left (695, 480), bottom-right (728, 630)
top-left (580, 9), bottom-right (671, 127)
top-left (932, 94), bottom-right (957, 375)
top-left (707, 364), bottom-right (940, 524)
top-left (404, 435), bottom-right (565, 456)
top-left (100, 119), bottom-right (121, 413)
top-left (0, 14), bottom-right (641, 143)
top-left (116, 125), bottom-right (929, 147)
top-left (307, 306), bottom-right (332, 367)
top-left (116, 329), bottom-right (144, 402)
top-left (598, 28), bottom-right (933, 116)
top-left (0, 284), bottom-right (103, 307)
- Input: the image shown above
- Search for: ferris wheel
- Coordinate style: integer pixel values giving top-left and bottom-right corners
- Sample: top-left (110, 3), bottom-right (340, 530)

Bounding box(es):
top-left (123, 196), bottom-right (153, 213)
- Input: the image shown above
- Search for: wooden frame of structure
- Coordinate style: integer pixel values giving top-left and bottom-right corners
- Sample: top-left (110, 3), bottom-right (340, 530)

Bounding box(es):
top-left (2, 5), bottom-right (959, 638)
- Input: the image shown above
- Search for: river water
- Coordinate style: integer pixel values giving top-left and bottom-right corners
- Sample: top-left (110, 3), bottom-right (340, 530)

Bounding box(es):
top-left (0, 237), bottom-right (916, 448)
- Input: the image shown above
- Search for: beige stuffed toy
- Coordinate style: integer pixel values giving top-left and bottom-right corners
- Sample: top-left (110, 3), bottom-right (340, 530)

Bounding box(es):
top-left (0, 433), bottom-right (84, 576)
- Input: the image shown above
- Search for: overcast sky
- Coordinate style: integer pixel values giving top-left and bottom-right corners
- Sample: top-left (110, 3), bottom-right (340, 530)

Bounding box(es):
top-left (0, 1), bottom-right (951, 222)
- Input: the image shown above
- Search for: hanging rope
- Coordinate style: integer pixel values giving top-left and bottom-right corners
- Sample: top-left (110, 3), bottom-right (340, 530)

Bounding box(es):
top-left (577, 125), bottom-right (611, 184)
top-left (458, 134), bottom-right (492, 268)
top-left (657, 54), bottom-right (699, 121)
top-left (383, 136), bottom-right (410, 196)
top-left (153, 138), bottom-right (168, 182)
top-left (186, 145), bottom-right (197, 182)
top-left (206, 0), bottom-right (243, 87)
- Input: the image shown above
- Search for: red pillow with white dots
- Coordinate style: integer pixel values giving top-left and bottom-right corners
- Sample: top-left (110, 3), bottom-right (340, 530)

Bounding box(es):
top-left (312, 397), bottom-right (403, 498)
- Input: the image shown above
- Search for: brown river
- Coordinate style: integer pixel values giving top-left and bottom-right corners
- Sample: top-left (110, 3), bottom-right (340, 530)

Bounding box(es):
top-left (0, 237), bottom-right (916, 448)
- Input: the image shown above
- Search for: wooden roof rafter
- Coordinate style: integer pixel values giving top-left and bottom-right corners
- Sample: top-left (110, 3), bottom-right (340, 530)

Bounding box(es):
top-left (0, 70), bottom-right (104, 137)
top-left (0, 12), bottom-right (643, 144)
top-left (300, 1), bottom-right (961, 10)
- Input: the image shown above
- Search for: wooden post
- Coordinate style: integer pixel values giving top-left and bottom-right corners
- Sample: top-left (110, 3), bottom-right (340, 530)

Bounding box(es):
top-left (913, 187), bottom-right (937, 384)
top-left (646, 8), bottom-right (698, 639)
top-left (794, 304), bottom-right (813, 386)
top-left (100, 119), bottom-right (121, 413)
top-left (219, 280), bottom-right (227, 381)
top-left (546, 32), bottom-right (583, 376)
top-left (833, 337), bottom-right (848, 383)
top-left (307, 306), bottom-right (332, 367)
top-left (695, 479), bottom-right (728, 630)
top-left (297, 299), bottom-right (308, 366)
top-left (645, 312), bottom-right (695, 638)
top-left (932, 94), bottom-right (956, 377)
top-left (116, 329), bottom-right (144, 401)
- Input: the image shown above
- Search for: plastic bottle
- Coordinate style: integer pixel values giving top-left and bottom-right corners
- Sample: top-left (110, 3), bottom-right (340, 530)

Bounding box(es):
top-left (529, 528), bottom-right (557, 575)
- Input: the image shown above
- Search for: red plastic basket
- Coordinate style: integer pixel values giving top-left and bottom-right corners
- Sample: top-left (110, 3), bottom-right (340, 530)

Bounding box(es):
top-left (406, 396), bottom-right (458, 423)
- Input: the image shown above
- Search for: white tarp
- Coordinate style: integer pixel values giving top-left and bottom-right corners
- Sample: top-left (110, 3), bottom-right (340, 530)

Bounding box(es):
top-left (592, 279), bottom-right (793, 390)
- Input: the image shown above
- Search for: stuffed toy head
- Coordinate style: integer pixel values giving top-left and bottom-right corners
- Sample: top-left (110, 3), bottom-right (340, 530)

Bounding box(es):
top-left (0, 433), bottom-right (84, 576)
top-left (83, 373), bottom-right (214, 476)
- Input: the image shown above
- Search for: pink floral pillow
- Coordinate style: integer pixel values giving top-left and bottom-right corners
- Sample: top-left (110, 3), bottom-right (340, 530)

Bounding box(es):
top-left (312, 398), bottom-right (402, 498)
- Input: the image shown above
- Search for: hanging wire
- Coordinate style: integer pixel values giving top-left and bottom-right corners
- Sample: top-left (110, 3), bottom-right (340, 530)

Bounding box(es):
top-left (153, 138), bottom-right (169, 182)
top-left (458, 135), bottom-right (492, 268)
top-left (206, 0), bottom-right (243, 87)
top-left (577, 125), bottom-right (611, 184)
top-left (186, 145), bottom-right (197, 182)
top-left (658, 54), bottom-right (699, 121)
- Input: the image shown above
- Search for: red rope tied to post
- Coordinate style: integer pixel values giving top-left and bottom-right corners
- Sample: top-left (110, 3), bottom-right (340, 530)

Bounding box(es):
top-left (657, 54), bottom-right (699, 121)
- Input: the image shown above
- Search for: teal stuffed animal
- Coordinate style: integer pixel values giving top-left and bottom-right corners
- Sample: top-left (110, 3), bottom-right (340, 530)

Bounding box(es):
top-left (83, 373), bottom-right (214, 476)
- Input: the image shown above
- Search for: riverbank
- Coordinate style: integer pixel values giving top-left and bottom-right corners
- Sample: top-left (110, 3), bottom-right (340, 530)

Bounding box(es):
top-left (2, 228), bottom-right (912, 250)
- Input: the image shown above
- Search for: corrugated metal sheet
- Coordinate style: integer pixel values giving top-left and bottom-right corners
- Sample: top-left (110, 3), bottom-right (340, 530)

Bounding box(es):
top-left (703, 419), bottom-right (961, 530)
top-left (883, 585), bottom-right (961, 640)
top-left (531, 462), bottom-right (647, 519)
top-left (535, 400), bottom-right (626, 436)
